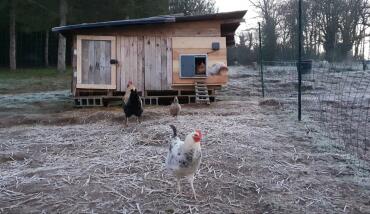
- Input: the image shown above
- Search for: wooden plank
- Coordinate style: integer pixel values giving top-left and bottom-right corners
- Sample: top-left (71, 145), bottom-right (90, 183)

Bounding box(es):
top-left (166, 37), bottom-right (173, 89)
top-left (150, 36), bottom-right (156, 90)
top-left (76, 83), bottom-right (116, 89)
top-left (122, 37), bottom-right (130, 90)
top-left (160, 37), bottom-right (167, 90)
top-left (144, 36), bottom-right (150, 90)
top-left (74, 21), bottom-right (222, 37)
top-left (87, 41), bottom-right (95, 84)
top-left (110, 37), bottom-right (117, 89)
top-left (131, 36), bottom-right (138, 90)
top-left (118, 21), bottom-right (221, 37)
top-left (116, 35), bottom-right (121, 91)
top-left (77, 37), bottom-right (82, 84)
top-left (154, 37), bottom-right (162, 90)
top-left (125, 37), bottom-right (130, 88)
top-left (72, 36), bottom-right (77, 96)
top-left (137, 36), bottom-right (144, 92)
top-left (120, 36), bottom-right (126, 91)
top-left (77, 35), bottom-right (116, 41)
top-left (128, 37), bottom-right (133, 88)
top-left (144, 36), bottom-right (157, 90)
top-left (172, 48), bottom-right (227, 60)
top-left (172, 37), bottom-right (226, 49)
top-left (171, 69), bottom-right (228, 85)
top-left (93, 41), bottom-right (101, 84)
top-left (81, 40), bottom-right (89, 84)
top-left (104, 40), bottom-right (112, 84)
top-left (172, 78), bottom-right (227, 86)
top-left (100, 41), bottom-right (107, 84)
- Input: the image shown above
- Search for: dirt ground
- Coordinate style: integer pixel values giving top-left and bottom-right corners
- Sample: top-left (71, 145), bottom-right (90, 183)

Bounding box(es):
top-left (0, 66), bottom-right (369, 213)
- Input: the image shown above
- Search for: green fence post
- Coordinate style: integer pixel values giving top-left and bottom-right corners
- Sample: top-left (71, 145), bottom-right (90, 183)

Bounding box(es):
top-left (258, 22), bottom-right (265, 98)
top-left (298, 0), bottom-right (302, 121)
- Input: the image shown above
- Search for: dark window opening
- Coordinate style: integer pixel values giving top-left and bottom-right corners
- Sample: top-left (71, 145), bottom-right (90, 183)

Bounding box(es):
top-left (195, 56), bottom-right (207, 76)
top-left (180, 55), bottom-right (207, 78)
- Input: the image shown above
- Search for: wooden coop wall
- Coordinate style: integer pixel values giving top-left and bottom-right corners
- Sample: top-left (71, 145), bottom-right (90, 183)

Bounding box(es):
top-left (72, 21), bottom-right (222, 37)
top-left (172, 37), bottom-right (228, 86)
top-left (116, 36), bottom-right (144, 93)
top-left (71, 20), bottom-right (229, 95)
top-left (116, 36), bottom-right (172, 92)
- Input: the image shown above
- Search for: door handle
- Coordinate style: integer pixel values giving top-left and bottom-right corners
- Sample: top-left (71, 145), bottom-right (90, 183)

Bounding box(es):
top-left (110, 59), bottom-right (118, 64)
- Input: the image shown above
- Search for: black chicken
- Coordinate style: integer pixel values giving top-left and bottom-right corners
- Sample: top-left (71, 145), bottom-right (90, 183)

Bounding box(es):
top-left (123, 89), bottom-right (143, 127)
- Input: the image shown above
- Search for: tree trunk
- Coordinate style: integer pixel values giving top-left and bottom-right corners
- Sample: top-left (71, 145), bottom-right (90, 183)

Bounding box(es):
top-left (9, 0), bottom-right (16, 71)
top-left (57, 0), bottom-right (67, 72)
top-left (45, 30), bottom-right (49, 67)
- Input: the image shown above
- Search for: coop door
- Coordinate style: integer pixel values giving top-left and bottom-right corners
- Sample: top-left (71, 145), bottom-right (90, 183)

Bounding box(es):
top-left (180, 55), bottom-right (207, 77)
top-left (77, 36), bottom-right (116, 89)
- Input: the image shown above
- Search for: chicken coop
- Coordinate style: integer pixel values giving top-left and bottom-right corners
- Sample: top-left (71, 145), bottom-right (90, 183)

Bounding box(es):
top-left (52, 10), bottom-right (246, 106)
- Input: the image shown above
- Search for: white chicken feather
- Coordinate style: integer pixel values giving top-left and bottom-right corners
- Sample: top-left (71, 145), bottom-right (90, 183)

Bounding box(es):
top-left (165, 125), bottom-right (202, 199)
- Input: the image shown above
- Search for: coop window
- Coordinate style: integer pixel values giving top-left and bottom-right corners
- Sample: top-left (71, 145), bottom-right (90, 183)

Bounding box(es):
top-left (180, 54), bottom-right (207, 78)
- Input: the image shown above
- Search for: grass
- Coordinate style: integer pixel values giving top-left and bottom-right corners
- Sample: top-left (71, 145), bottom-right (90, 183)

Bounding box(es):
top-left (0, 67), bottom-right (71, 94)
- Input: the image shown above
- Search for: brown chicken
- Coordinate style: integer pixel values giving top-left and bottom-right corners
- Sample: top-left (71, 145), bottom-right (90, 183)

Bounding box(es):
top-left (169, 96), bottom-right (181, 117)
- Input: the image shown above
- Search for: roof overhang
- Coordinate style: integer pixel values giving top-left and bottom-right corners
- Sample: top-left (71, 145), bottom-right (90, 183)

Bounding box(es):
top-left (52, 16), bottom-right (176, 34)
top-left (52, 10), bottom-right (247, 46)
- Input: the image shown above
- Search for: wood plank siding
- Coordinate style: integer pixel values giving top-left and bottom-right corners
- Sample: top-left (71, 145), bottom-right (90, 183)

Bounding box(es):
top-left (119, 36), bottom-right (144, 92)
top-left (72, 20), bottom-right (229, 93)
top-left (143, 36), bottom-right (172, 91)
top-left (76, 35), bottom-right (116, 89)
top-left (72, 21), bottom-right (221, 37)
top-left (172, 37), bottom-right (228, 86)
top-left (115, 36), bottom-right (172, 92)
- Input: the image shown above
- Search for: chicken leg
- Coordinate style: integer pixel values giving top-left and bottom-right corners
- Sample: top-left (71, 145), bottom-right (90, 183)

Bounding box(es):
top-left (176, 178), bottom-right (181, 193)
top-left (124, 117), bottom-right (128, 127)
top-left (188, 174), bottom-right (197, 199)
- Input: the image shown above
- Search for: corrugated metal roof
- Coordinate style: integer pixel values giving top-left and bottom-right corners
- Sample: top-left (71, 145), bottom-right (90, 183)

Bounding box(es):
top-left (175, 10), bottom-right (246, 22)
top-left (52, 10), bottom-right (247, 33)
top-left (52, 16), bottom-right (175, 33)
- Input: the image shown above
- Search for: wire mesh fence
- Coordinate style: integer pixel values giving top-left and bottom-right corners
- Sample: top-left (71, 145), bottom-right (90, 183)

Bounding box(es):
top-left (256, 60), bottom-right (370, 171)
top-left (305, 63), bottom-right (370, 169)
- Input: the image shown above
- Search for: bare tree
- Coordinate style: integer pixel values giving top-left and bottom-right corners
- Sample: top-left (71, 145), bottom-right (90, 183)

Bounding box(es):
top-left (45, 30), bottom-right (49, 67)
top-left (336, 0), bottom-right (368, 60)
top-left (169, 0), bottom-right (218, 15)
top-left (250, 0), bottom-right (279, 60)
top-left (9, 0), bottom-right (16, 70)
top-left (57, 0), bottom-right (67, 72)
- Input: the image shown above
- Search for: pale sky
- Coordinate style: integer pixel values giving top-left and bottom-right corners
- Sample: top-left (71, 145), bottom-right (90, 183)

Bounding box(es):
top-left (215, 0), bottom-right (258, 34)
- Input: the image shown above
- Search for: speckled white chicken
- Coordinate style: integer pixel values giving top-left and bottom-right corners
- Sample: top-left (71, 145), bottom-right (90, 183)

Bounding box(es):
top-left (165, 125), bottom-right (202, 199)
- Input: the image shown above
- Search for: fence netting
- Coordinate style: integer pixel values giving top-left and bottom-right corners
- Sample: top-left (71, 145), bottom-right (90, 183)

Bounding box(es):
top-left (256, 61), bottom-right (370, 170)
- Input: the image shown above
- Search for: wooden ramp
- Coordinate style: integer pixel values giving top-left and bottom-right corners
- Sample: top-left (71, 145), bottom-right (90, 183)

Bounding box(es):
top-left (195, 81), bottom-right (210, 104)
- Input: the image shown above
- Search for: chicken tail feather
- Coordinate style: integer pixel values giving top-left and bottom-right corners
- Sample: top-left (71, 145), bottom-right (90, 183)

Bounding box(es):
top-left (169, 125), bottom-right (177, 138)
